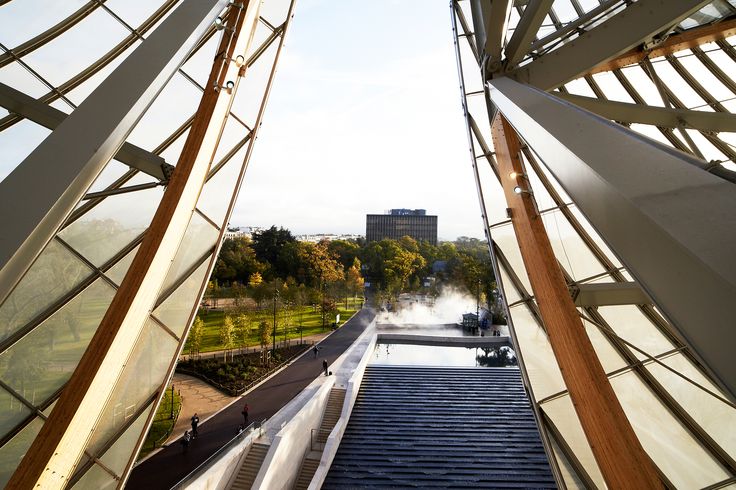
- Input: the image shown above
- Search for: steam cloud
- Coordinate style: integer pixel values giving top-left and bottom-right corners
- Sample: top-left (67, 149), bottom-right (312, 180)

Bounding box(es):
top-left (378, 287), bottom-right (479, 325)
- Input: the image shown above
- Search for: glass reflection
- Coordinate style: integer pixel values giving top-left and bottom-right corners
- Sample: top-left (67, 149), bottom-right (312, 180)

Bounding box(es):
top-left (0, 279), bottom-right (115, 408)
top-left (0, 239), bottom-right (92, 344)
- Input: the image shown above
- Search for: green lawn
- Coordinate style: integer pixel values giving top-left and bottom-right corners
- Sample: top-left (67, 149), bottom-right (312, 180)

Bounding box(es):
top-left (138, 387), bottom-right (181, 458)
top-left (184, 296), bottom-right (363, 354)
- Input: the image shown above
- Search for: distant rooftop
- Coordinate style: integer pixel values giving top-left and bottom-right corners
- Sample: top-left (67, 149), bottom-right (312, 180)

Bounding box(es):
top-left (387, 208), bottom-right (427, 216)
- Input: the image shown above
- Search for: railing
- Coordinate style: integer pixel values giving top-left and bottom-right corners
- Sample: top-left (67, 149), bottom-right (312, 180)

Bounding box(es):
top-left (170, 418), bottom-right (266, 489)
top-left (310, 428), bottom-right (325, 452)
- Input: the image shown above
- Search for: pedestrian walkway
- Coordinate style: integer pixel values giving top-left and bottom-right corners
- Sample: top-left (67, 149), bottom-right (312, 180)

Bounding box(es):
top-left (164, 374), bottom-right (238, 447)
top-left (125, 308), bottom-right (375, 489)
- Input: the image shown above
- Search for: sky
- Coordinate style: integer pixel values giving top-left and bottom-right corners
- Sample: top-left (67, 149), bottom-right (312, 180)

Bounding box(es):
top-left (230, 0), bottom-right (484, 240)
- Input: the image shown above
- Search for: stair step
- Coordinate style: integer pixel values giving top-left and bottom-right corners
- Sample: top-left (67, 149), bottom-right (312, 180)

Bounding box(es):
top-left (228, 443), bottom-right (270, 490)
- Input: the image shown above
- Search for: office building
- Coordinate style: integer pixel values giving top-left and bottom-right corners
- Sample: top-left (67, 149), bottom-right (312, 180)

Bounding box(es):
top-left (366, 209), bottom-right (438, 245)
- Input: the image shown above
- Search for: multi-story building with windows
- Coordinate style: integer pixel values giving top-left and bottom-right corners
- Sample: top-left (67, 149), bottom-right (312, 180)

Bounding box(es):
top-left (366, 209), bottom-right (438, 245)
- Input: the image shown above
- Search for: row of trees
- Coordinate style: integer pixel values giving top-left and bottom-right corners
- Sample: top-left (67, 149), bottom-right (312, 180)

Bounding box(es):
top-left (210, 226), bottom-right (496, 316)
top-left (362, 236), bottom-right (497, 308)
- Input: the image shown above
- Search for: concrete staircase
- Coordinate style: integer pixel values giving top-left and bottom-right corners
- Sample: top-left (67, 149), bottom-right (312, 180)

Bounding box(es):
top-left (229, 442), bottom-right (270, 490)
top-left (324, 366), bottom-right (555, 488)
top-left (293, 455), bottom-right (320, 490)
top-left (290, 388), bottom-right (346, 489)
top-left (315, 388), bottom-right (345, 444)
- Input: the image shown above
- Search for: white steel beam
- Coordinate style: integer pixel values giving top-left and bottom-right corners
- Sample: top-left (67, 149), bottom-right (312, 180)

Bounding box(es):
top-left (0, 0), bottom-right (227, 310)
top-left (571, 282), bottom-right (652, 307)
top-left (489, 76), bottom-right (736, 400)
top-left (504, 0), bottom-right (553, 67)
top-left (0, 81), bottom-right (170, 180)
top-left (557, 93), bottom-right (736, 133)
top-left (508, 0), bottom-right (712, 90)
top-left (475, 0), bottom-right (514, 73)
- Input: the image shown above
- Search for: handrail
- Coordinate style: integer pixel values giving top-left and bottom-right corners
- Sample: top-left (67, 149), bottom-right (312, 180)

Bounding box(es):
top-left (169, 418), bottom-right (267, 489)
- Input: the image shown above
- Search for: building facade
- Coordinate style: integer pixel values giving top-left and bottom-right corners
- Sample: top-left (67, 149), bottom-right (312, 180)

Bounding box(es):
top-left (366, 209), bottom-right (437, 245)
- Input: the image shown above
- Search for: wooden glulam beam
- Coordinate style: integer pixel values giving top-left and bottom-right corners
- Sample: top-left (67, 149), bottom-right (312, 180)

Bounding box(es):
top-left (491, 114), bottom-right (663, 490)
top-left (587, 17), bottom-right (736, 75)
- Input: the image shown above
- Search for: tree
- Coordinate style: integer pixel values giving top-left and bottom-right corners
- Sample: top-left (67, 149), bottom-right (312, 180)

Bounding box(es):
top-left (189, 316), bottom-right (204, 357)
top-left (232, 282), bottom-right (247, 310)
top-left (220, 315), bottom-right (235, 362)
top-left (248, 271), bottom-right (263, 288)
top-left (251, 226), bottom-right (296, 276)
top-left (327, 239), bottom-right (361, 270)
top-left (235, 311), bottom-right (252, 352)
top-left (257, 320), bottom-right (269, 365)
top-left (212, 236), bottom-right (265, 283)
top-left (346, 258), bottom-right (365, 298)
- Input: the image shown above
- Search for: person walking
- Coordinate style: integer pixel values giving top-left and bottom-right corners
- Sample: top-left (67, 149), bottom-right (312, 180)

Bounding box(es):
top-left (313, 345), bottom-right (319, 358)
top-left (190, 413), bottom-right (199, 439)
top-left (322, 359), bottom-right (328, 376)
top-left (241, 403), bottom-right (249, 424)
top-left (181, 430), bottom-right (191, 452)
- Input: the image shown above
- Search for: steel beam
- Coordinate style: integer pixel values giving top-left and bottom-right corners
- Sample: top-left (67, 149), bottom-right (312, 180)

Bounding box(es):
top-left (508, 0), bottom-right (712, 90)
top-left (0, 0), bottom-right (225, 311)
top-left (525, 0), bottom-right (621, 56)
top-left (0, 82), bottom-right (171, 180)
top-left (571, 281), bottom-right (651, 307)
top-left (482, 0), bottom-right (514, 72)
top-left (587, 17), bottom-right (736, 75)
top-left (474, 0), bottom-right (514, 72)
top-left (504, 0), bottom-right (553, 67)
top-left (489, 76), bottom-right (736, 400)
top-left (556, 92), bottom-right (736, 133)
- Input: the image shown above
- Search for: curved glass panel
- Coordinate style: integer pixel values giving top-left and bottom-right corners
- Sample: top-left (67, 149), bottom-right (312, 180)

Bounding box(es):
top-left (0, 239), bottom-right (92, 344)
top-left (0, 279), bottom-right (115, 408)
top-left (59, 176), bottom-right (162, 267)
top-left (85, 318), bottom-right (176, 455)
top-left (153, 257), bottom-right (211, 337)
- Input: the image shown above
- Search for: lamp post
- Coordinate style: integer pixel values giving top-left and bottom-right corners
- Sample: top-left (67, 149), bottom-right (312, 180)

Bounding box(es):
top-left (320, 276), bottom-right (326, 331)
top-left (283, 301), bottom-right (290, 345)
top-left (476, 278), bottom-right (481, 329)
top-left (272, 290), bottom-right (279, 356)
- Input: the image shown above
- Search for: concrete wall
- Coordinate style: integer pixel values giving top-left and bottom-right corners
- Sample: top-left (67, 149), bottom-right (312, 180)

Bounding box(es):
top-left (181, 428), bottom-right (261, 490)
top-left (251, 377), bottom-right (335, 490)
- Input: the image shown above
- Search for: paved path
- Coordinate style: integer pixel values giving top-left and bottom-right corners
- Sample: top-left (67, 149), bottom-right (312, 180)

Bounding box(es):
top-left (125, 308), bottom-right (375, 489)
top-left (165, 374), bottom-right (238, 446)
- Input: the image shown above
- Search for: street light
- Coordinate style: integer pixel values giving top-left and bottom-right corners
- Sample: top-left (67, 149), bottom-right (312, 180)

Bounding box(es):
top-left (320, 276), bottom-right (326, 331)
top-left (272, 290), bottom-right (279, 356)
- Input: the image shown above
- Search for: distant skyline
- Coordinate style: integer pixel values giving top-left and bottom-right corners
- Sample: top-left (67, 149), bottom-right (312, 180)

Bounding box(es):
top-left (229, 0), bottom-right (486, 240)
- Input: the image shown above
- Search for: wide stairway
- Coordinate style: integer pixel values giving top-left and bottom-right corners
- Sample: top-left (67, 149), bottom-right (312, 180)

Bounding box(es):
top-left (229, 442), bottom-right (270, 490)
top-left (323, 365), bottom-right (555, 488)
